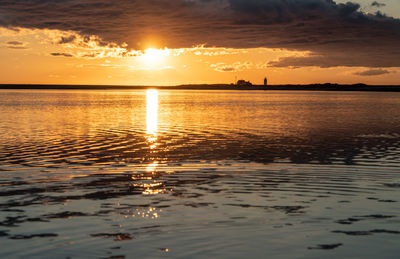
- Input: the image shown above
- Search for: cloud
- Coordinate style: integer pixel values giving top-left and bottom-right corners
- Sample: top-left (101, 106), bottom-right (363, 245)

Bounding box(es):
top-left (4, 40), bottom-right (27, 49)
top-left (6, 41), bottom-right (23, 45)
top-left (45, 30), bottom-right (140, 58)
top-left (6, 46), bottom-right (27, 49)
top-left (371, 1), bottom-right (386, 8)
top-left (50, 52), bottom-right (73, 57)
top-left (0, 0), bottom-right (399, 67)
top-left (58, 35), bottom-right (76, 44)
top-left (268, 52), bottom-right (400, 68)
top-left (353, 69), bottom-right (391, 76)
top-left (210, 61), bottom-right (252, 72)
top-left (192, 45), bottom-right (247, 56)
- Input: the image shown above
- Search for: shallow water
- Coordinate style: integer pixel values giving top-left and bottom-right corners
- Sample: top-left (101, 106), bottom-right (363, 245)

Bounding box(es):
top-left (0, 89), bottom-right (399, 258)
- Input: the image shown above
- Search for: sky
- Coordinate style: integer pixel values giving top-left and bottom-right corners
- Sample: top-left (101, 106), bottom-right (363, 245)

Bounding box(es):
top-left (0, 0), bottom-right (400, 85)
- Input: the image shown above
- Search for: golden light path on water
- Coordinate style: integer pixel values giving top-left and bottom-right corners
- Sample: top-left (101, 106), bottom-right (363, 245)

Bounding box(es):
top-left (144, 89), bottom-right (164, 195)
top-left (146, 89), bottom-right (158, 136)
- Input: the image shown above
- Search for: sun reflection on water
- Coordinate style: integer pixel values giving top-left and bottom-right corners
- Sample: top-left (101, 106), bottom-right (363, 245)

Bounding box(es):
top-left (146, 89), bottom-right (158, 136)
top-left (121, 207), bottom-right (162, 219)
top-left (144, 90), bottom-right (162, 194)
top-left (146, 161), bottom-right (159, 172)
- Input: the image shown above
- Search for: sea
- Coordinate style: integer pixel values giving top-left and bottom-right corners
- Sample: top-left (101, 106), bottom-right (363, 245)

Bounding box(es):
top-left (0, 89), bottom-right (399, 258)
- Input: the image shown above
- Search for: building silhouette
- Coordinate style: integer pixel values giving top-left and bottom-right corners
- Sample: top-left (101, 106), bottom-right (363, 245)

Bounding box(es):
top-left (236, 80), bottom-right (252, 87)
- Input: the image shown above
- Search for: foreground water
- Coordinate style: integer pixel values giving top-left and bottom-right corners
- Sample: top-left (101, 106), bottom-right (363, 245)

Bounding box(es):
top-left (0, 89), bottom-right (399, 258)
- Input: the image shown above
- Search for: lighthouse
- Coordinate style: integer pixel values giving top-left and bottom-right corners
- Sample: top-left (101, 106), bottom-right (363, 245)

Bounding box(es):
top-left (264, 77), bottom-right (268, 87)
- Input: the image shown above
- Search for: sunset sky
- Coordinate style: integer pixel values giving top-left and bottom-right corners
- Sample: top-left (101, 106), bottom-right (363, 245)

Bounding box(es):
top-left (1, 0), bottom-right (400, 85)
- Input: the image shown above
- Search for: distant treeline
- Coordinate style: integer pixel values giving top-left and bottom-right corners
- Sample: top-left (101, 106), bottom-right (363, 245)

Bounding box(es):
top-left (1, 83), bottom-right (400, 92)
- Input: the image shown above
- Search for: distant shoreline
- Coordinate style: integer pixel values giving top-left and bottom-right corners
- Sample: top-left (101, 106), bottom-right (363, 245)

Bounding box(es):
top-left (1, 83), bottom-right (400, 92)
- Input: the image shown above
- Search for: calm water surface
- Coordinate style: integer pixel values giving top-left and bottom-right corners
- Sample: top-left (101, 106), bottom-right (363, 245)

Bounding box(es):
top-left (0, 89), bottom-right (399, 258)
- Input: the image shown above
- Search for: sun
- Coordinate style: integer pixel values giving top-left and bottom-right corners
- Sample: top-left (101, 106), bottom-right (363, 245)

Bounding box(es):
top-left (140, 48), bottom-right (168, 68)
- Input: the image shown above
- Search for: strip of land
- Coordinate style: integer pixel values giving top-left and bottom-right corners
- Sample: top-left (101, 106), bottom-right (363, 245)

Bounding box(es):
top-left (1, 83), bottom-right (400, 92)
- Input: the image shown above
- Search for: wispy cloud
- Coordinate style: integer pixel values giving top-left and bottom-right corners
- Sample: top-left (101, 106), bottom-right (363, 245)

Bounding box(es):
top-left (6, 41), bottom-right (23, 46)
top-left (4, 40), bottom-right (27, 49)
top-left (354, 69), bottom-right (391, 76)
top-left (50, 52), bottom-right (73, 57)
top-left (371, 1), bottom-right (386, 8)
top-left (192, 45), bottom-right (247, 56)
top-left (210, 62), bottom-right (252, 72)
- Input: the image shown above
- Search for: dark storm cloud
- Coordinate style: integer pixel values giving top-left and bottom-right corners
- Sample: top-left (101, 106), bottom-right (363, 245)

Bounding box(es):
top-left (371, 1), bottom-right (386, 8)
top-left (50, 52), bottom-right (73, 57)
top-left (0, 0), bottom-right (400, 67)
top-left (354, 69), bottom-right (391, 76)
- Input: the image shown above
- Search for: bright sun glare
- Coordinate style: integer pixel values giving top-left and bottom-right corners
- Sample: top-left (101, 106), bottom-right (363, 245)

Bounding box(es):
top-left (140, 48), bottom-right (167, 68)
